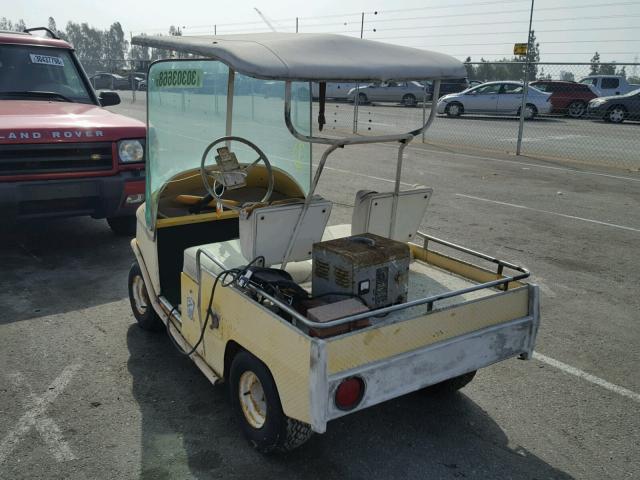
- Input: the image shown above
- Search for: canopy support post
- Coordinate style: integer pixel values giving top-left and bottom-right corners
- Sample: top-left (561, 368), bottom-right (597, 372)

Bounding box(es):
top-left (225, 69), bottom-right (235, 147)
top-left (389, 141), bottom-right (409, 238)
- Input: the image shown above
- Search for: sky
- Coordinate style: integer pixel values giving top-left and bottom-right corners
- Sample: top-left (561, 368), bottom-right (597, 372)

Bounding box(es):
top-left (5, 0), bottom-right (640, 69)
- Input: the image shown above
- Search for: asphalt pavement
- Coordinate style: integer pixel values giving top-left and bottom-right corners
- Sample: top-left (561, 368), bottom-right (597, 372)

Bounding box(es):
top-left (0, 91), bottom-right (638, 479)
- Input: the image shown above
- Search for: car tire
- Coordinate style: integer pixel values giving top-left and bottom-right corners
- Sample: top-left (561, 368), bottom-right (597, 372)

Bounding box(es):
top-left (128, 262), bottom-right (164, 332)
top-left (607, 106), bottom-right (626, 124)
top-left (401, 94), bottom-right (417, 107)
top-left (107, 215), bottom-right (137, 236)
top-left (445, 102), bottom-right (463, 117)
top-left (426, 370), bottom-right (477, 394)
top-left (567, 100), bottom-right (586, 118)
top-left (356, 92), bottom-right (368, 104)
top-left (518, 103), bottom-right (537, 120)
top-left (230, 351), bottom-right (313, 453)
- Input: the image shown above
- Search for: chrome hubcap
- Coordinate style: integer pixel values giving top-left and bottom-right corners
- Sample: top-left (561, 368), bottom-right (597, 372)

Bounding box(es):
top-left (239, 371), bottom-right (267, 428)
top-left (132, 275), bottom-right (148, 315)
top-left (449, 104), bottom-right (460, 115)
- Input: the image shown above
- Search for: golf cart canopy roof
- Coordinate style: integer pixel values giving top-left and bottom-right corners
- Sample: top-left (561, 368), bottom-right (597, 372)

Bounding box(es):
top-left (132, 32), bottom-right (466, 82)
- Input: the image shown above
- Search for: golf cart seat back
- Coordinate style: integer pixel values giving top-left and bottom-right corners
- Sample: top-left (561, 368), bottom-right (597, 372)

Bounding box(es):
top-left (240, 196), bottom-right (332, 266)
top-left (351, 188), bottom-right (433, 242)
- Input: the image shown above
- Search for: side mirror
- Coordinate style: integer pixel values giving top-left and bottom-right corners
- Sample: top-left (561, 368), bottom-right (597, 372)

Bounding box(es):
top-left (99, 90), bottom-right (120, 107)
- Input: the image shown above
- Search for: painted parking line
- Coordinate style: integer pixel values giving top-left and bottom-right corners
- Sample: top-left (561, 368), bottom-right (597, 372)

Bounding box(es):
top-left (456, 193), bottom-right (640, 233)
top-left (533, 352), bottom-right (640, 404)
top-left (0, 364), bottom-right (82, 464)
top-left (322, 165), bottom-right (417, 187)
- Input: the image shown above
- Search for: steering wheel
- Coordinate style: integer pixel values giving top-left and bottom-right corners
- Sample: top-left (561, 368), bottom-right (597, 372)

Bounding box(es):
top-left (199, 136), bottom-right (274, 212)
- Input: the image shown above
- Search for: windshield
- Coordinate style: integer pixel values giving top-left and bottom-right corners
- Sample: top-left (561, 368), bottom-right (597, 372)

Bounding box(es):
top-left (0, 44), bottom-right (93, 103)
top-left (146, 59), bottom-right (311, 227)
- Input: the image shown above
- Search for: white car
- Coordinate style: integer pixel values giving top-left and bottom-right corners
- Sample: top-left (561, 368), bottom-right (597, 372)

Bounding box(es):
top-left (437, 81), bottom-right (552, 119)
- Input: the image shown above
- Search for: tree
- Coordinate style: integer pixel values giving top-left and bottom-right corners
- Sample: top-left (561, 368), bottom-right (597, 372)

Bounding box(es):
top-left (617, 65), bottom-right (627, 78)
top-left (559, 70), bottom-right (575, 82)
top-left (590, 52), bottom-right (601, 75)
top-left (599, 62), bottom-right (616, 75)
top-left (463, 56), bottom-right (475, 79)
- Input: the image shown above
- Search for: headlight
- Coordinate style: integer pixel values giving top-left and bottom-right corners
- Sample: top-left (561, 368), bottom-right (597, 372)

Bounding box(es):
top-left (590, 99), bottom-right (605, 107)
top-left (118, 139), bottom-right (145, 163)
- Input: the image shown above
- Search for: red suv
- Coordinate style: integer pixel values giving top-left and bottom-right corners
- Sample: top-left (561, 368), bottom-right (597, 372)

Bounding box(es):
top-left (0, 28), bottom-right (146, 235)
top-left (530, 80), bottom-right (597, 118)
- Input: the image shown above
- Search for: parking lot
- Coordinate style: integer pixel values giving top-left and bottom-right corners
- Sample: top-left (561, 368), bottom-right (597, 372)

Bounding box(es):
top-left (1, 94), bottom-right (639, 479)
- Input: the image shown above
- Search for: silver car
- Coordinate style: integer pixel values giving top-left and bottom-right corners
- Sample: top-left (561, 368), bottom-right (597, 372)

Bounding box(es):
top-left (437, 81), bottom-right (552, 119)
top-left (347, 81), bottom-right (427, 106)
top-left (312, 82), bottom-right (358, 100)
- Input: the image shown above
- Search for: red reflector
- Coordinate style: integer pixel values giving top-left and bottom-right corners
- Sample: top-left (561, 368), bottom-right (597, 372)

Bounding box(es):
top-left (335, 377), bottom-right (364, 410)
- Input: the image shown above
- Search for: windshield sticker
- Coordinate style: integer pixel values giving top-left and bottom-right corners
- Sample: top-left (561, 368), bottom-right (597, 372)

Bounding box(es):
top-left (29, 54), bottom-right (64, 67)
top-left (154, 69), bottom-right (203, 88)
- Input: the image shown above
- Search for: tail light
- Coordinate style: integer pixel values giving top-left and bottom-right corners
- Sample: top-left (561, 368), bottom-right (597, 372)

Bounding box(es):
top-left (335, 377), bottom-right (365, 410)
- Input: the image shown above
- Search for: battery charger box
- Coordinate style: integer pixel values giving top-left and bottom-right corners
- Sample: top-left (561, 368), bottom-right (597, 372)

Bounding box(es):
top-left (312, 233), bottom-right (410, 310)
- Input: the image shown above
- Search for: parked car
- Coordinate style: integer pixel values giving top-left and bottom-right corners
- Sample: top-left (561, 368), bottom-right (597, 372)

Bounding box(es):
top-left (90, 72), bottom-right (130, 90)
top-left (578, 75), bottom-right (640, 97)
top-left (312, 82), bottom-right (358, 100)
top-left (530, 80), bottom-right (597, 118)
top-left (436, 81), bottom-right (552, 119)
top-left (0, 29), bottom-right (146, 235)
top-left (347, 81), bottom-right (426, 106)
top-left (125, 72), bottom-right (146, 89)
top-left (425, 78), bottom-right (469, 99)
top-left (587, 87), bottom-right (640, 123)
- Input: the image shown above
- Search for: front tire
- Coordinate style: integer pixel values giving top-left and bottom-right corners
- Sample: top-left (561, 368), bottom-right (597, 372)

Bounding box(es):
top-left (356, 92), bottom-right (368, 104)
top-left (230, 351), bottom-right (312, 453)
top-left (107, 215), bottom-right (137, 236)
top-left (445, 102), bottom-right (463, 117)
top-left (128, 262), bottom-right (163, 331)
top-left (607, 106), bottom-right (626, 123)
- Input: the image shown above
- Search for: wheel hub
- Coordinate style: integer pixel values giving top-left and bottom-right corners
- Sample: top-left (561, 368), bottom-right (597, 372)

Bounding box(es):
top-left (239, 371), bottom-right (267, 428)
top-left (131, 275), bottom-right (148, 315)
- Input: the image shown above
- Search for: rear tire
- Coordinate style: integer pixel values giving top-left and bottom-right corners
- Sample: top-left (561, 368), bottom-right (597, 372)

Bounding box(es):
top-left (401, 94), bottom-right (417, 107)
top-left (128, 262), bottom-right (164, 332)
top-left (230, 351), bottom-right (312, 453)
top-left (567, 100), bottom-right (586, 118)
top-left (427, 371), bottom-right (477, 394)
top-left (107, 215), bottom-right (137, 236)
top-left (607, 106), bottom-right (626, 124)
top-left (518, 103), bottom-right (537, 120)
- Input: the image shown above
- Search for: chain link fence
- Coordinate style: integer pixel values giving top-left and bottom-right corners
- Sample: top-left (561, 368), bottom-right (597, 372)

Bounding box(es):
top-left (87, 58), bottom-right (640, 171)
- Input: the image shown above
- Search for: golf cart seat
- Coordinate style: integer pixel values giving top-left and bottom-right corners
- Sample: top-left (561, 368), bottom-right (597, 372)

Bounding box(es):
top-left (183, 198), bottom-right (343, 285)
top-left (351, 188), bottom-right (432, 242)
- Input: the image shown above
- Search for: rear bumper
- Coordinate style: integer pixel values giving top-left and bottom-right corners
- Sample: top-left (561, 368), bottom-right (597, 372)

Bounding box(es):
top-left (309, 285), bottom-right (540, 433)
top-left (0, 171), bottom-right (145, 221)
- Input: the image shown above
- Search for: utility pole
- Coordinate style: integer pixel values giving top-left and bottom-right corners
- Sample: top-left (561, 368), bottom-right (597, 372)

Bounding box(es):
top-left (353, 12), bottom-right (365, 133)
top-left (516, 0), bottom-right (535, 156)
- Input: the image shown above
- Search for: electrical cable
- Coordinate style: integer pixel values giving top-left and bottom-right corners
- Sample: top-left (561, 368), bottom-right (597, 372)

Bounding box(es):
top-left (166, 256), bottom-right (265, 357)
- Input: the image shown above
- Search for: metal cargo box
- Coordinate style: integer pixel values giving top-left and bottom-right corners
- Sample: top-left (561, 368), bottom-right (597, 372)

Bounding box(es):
top-left (312, 233), bottom-right (410, 309)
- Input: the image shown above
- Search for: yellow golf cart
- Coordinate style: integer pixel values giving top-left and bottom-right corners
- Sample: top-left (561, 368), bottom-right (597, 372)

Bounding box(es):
top-left (128, 33), bottom-right (540, 453)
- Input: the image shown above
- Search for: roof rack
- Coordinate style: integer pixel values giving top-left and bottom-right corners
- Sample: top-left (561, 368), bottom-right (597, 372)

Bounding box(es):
top-left (23, 27), bottom-right (60, 40)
